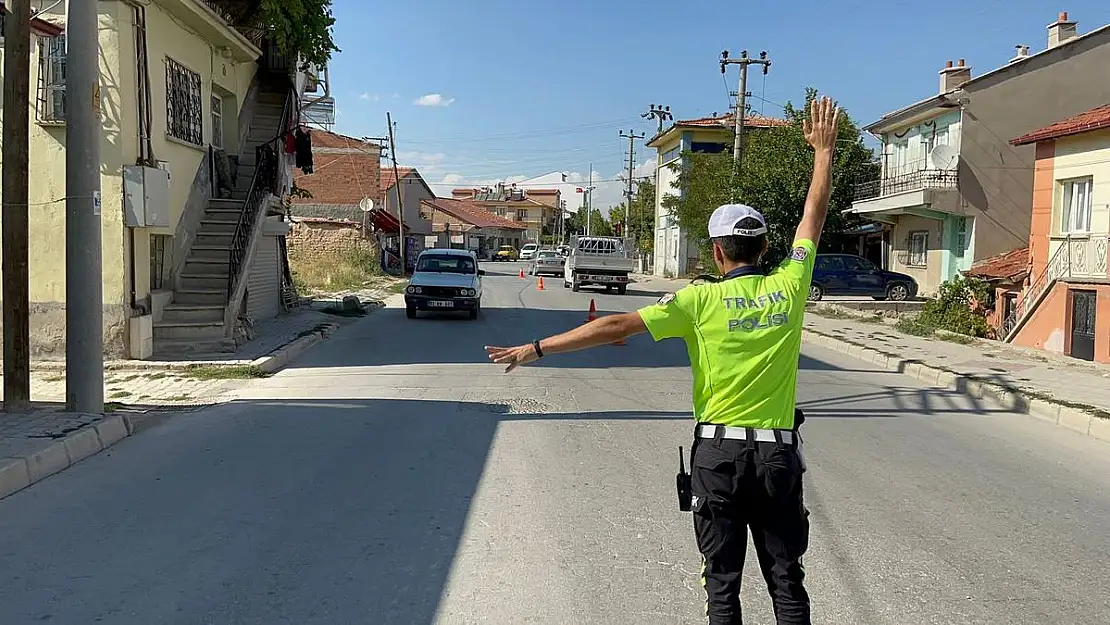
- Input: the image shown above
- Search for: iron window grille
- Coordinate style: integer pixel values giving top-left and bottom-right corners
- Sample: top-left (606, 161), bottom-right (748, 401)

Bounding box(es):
top-left (166, 57), bottom-right (203, 145)
top-left (36, 34), bottom-right (66, 122)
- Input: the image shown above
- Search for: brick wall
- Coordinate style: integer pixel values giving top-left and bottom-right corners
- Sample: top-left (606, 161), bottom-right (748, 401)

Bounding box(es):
top-left (286, 218), bottom-right (376, 263)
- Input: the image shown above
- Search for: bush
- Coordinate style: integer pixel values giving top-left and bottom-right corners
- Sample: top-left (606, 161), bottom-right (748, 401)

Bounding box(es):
top-left (906, 275), bottom-right (993, 338)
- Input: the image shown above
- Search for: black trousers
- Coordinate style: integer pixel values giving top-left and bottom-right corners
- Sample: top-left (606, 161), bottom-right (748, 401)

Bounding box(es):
top-left (690, 431), bottom-right (810, 625)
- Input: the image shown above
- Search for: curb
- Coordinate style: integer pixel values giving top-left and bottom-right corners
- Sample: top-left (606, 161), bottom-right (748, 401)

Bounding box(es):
top-left (801, 328), bottom-right (1110, 444)
top-left (249, 322), bottom-right (340, 374)
top-left (0, 413), bottom-right (133, 501)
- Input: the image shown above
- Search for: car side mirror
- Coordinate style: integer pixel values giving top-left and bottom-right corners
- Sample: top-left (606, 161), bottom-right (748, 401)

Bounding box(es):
top-left (478, 269), bottom-right (486, 276)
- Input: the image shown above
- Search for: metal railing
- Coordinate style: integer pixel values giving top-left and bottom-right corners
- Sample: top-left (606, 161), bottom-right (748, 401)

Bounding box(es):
top-left (853, 167), bottom-right (959, 202)
top-left (226, 84), bottom-right (294, 298)
top-left (1000, 234), bottom-right (1109, 340)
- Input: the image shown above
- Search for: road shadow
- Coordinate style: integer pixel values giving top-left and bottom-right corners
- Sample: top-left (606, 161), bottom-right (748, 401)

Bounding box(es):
top-left (0, 398), bottom-right (688, 625)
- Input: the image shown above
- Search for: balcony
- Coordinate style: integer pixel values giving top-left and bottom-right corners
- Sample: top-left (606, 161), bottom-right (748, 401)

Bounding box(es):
top-left (158, 0), bottom-right (262, 62)
top-left (848, 160), bottom-right (960, 217)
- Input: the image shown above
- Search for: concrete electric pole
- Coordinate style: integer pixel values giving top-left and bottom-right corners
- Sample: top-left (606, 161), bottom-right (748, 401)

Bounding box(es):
top-left (385, 113), bottom-right (405, 274)
top-left (642, 104), bottom-right (673, 135)
top-left (719, 50), bottom-right (771, 173)
top-left (2, 0), bottom-right (32, 411)
top-left (66, 0), bottom-right (105, 412)
top-left (619, 130), bottom-right (645, 243)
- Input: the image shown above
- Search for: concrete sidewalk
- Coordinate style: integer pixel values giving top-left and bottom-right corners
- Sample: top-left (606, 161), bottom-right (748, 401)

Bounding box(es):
top-left (632, 274), bottom-right (1110, 440)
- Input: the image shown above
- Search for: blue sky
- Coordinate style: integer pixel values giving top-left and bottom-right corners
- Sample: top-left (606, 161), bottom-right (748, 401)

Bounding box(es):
top-left (326, 0), bottom-right (1104, 210)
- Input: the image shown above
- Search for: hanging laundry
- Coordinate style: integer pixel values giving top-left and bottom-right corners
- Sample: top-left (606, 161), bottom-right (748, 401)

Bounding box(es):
top-left (283, 131), bottom-right (296, 155)
top-left (294, 127), bottom-right (314, 174)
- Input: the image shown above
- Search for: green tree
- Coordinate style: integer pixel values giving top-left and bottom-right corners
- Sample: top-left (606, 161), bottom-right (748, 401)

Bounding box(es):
top-left (609, 178), bottom-right (657, 253)
top-left (662, 89), bottom-right (877, 270)
top-left (565, 207), bottom-right (613, 237)
top-left (220, 0), bottom-right (340, 68)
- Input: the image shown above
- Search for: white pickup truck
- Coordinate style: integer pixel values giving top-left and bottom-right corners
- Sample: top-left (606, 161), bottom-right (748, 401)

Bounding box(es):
top-left (563, 235), bottom-right (636, 294)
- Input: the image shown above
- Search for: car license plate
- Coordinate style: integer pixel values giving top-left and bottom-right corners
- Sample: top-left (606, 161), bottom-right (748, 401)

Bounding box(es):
top-left (429, 300), bottom-right (454, 308)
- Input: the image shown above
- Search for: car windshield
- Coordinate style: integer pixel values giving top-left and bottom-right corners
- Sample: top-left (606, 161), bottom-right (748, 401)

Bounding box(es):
top-left (500, 246), bottom-right (514, 251)
top-left (537, 251), bottom-right (557, 258)
top-left (416, 254), bottom-right (476, 274)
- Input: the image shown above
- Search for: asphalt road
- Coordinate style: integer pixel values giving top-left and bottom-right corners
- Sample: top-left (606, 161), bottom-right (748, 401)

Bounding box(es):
top-left (2, 261), bottom-right (1109, 624)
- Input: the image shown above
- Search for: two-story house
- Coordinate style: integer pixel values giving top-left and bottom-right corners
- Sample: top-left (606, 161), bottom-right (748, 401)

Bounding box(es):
top-left (0, 0), bottom-right (317, 359)
top-left (1000, 104), bottom-right (1110, 362)
top-left (848, 11), bottom-right (1110, 296)
top-left (451, 183), bottom-right (560, 243)
top-left (646, 112), bottom-right (789, 277)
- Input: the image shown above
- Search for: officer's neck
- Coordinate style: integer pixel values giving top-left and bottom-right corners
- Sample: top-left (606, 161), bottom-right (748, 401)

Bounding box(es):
top-left (719, 260), bottom-right (757, 275)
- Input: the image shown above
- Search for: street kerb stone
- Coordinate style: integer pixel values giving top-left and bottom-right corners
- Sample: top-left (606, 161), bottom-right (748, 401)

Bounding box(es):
top-left (63, 427), bottom-right (103, 465)
top-left (25, 440), bottom-right (70, 483)
top-left (94, 415), bottom-right (129, 450)
top-left (1028, 398), bottom-right (1062, 424)
top-left (1058, 408), bottom-right (1092, 435)
top-left (1088, 416), bottom-right (1110, 443)
top-left (0, 457), bottom-right (30, 499)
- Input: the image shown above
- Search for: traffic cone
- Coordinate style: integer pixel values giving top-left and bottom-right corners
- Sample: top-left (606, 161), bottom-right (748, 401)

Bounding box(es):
top-left (585, 299), bottom-right (597, 324)
top-left (537, 277), bottom-right (545, 291)
top-left (518, 268), bottom-right (525, 279)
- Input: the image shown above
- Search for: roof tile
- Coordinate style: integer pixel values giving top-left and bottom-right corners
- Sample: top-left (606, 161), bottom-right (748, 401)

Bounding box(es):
top-left (1011, 103), bottom-right (1110, 146)
top-left (422, 198), bottom-right (527, 230)
top-left (292, 129), bottom-right (381, 207)
top-left (964, 247), bottom-right (1029, 282)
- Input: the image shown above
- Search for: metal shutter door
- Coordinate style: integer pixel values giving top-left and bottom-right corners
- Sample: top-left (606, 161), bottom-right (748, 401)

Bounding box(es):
top-left (247, 236), bottom-right (281, 321)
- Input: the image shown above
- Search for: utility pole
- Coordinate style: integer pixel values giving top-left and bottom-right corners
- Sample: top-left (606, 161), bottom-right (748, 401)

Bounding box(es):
top-left (719, 49), bottom-right (771, 173)
top-left (642, 104), bottom-right (673, 135)
top-left (66, 0), bottom-right (105, 412)
top-left (586, 163), bottom-right (593, 237)
top-left (3, 0), bottom-right (33, 411)
top-left (619, 129), bottom-right (645, 244)
top-left (385, 113), bottom-right (406, 274)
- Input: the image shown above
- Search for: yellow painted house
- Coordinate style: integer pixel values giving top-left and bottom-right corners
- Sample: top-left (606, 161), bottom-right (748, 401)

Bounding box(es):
top-left (0, 0), bottom-right (314, 358)
top-left (646, 113), bottom-right (788, 277)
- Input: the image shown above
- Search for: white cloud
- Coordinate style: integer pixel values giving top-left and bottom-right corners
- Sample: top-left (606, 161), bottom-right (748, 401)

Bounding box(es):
top-left (359, 92), bottom-right (381, 101)
top-left (392, 92), bottom-right (400, 99)
top-left (396, 151), bottom-right (448, 174)
top-left (414, 93), bottom-right (455, 107)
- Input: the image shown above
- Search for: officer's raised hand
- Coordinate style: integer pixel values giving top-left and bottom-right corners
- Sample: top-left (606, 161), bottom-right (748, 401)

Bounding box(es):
top-left (803, 95), bottom-right (840, 153)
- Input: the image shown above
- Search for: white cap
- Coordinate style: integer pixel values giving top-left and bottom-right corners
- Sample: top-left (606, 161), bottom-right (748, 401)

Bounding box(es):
top-left (707, 203), bottom-right (768, 238)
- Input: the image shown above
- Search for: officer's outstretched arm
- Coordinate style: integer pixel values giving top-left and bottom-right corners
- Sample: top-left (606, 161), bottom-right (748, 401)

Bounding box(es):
top-left (794, 96), bottom-right (840, 249)
top-left (485, 313), bottom-right (647, 373)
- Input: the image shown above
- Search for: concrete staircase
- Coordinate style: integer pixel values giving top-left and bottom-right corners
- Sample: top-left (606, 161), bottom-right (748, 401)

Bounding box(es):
top-left (153, 78), bottom-right (290, 357)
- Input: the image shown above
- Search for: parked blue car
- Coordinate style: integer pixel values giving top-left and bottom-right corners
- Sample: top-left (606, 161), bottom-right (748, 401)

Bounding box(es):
top-left (808, 254), bottom-right (918, 302)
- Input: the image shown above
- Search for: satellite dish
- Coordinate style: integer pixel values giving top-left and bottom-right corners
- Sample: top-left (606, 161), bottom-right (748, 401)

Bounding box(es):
top-left (930, 144), bottom-right (958, 170)
top-left (359, 197), bottom-right (375, 212)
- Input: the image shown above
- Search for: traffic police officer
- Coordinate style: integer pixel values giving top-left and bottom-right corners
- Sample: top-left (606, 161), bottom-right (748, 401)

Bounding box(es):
top-left (486, 96), bottom-right (840, 625)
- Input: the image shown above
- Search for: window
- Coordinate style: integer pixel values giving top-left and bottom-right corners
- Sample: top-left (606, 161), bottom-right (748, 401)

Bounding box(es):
top-left (843, 256), bottom-right (876, 272)
top-left (661, 146), bottom-right (681, 163)
top-left (1060, 177), bottom-right (1093, 234)
top-left (908, 231), bottom-right (928, 266)
top-left (954, 216), bottom-right (970, 258)
top-left (816, 256), bottom-right (846, 272)
top-left (37, 35), bottom-right (66, 122)
top-left (516, 209), bottom-right (528, 221)
top-left (166, 57), bottom-right (203, 145)
top-left (210, 93), bottom-right (224, 149)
